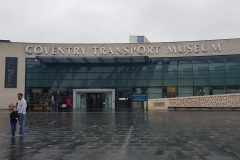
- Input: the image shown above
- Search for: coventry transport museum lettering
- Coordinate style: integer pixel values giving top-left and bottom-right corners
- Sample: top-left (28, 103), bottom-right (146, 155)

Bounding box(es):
top-left (25, 43), bottom-right (221, 56)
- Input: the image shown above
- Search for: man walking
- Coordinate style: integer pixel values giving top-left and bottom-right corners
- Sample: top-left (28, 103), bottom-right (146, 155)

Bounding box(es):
top-left (17, 93), bottom-right (27, 136)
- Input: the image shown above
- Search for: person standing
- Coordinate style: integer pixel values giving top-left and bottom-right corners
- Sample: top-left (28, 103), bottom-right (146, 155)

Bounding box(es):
top-left (17, 93), bottom-right (27, 136)
top-left (10, 106), bottom-right (19, 137)
top-left (51, 95), bottom-right (55, 112)
top-left (66, 97), bottom-right (72, 112)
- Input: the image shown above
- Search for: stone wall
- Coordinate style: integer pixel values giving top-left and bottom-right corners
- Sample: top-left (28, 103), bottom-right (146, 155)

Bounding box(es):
top-left (148, 94), bottom-right (240, 111)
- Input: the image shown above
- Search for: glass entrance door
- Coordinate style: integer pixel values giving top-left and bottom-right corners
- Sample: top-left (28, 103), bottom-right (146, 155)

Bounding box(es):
top-left (87, 93), bottom-right (105, 108)
top-left (117, 90), bottom-right (132, 108)
top-left (76, 93), bottom-right (86, 109)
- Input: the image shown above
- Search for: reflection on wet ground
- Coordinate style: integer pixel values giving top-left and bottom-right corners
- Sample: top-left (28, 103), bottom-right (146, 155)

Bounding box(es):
top-left (0, 110), bottom-right (240, 160)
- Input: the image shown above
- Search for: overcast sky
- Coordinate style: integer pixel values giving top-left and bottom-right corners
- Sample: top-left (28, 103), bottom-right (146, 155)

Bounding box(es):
top-left (0, 0), bottom-right (240, 43)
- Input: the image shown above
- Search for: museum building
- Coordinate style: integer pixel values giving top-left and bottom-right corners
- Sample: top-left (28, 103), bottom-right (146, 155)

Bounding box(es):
top-left (1, 36), bottom-right (240, 111)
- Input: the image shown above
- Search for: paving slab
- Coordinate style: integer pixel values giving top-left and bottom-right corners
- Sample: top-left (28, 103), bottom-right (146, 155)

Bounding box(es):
top-left (0, 110), bottom-right (240, 159)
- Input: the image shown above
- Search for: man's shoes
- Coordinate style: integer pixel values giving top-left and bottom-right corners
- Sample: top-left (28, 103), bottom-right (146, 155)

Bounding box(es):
top-left (17, 134), bottom-right (24, 136)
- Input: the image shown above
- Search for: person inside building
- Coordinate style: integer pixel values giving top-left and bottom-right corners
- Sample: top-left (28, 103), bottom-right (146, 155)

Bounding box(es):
top-left (66, 97), bottom-right (72, 112)
top-left (51, 95), bottom-right (55, 112)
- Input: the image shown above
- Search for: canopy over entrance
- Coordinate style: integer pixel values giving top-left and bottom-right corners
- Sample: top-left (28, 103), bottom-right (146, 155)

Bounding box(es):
top-left (35, 56), bottom-right (148, 64)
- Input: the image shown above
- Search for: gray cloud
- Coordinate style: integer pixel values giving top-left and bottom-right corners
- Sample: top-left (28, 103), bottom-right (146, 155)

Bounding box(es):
top-left (0, 0), bottom-right (240, 43)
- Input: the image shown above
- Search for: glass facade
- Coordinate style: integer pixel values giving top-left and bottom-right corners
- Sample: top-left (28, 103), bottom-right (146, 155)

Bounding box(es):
top-left (25, 55), bottom-right (240, 108)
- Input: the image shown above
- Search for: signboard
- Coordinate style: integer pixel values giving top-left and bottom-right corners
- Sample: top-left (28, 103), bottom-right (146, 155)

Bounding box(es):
top-left (133, 102), bottom-right (143, 108)
top-left (132, 94), bottom-right (148, 102)
top-left (5, 57), bottom-right (18, 88)
top-left (25, 43), bottom-right (221, 56)
top-left (32, 88), bottom-right (42, 93)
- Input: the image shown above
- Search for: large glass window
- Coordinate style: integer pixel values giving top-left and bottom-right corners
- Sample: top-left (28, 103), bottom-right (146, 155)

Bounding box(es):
top-left (26, 73), bottom-right (42, 79)
top-left (210, 86), bottom-right (226, 95)
top-left (210, 78), bottom-right (226, 86)
top-left (226, 78), bottom-right (240, 85)
top-left (193, 71), bottom-right (209, 78)
top-left (163, 79), bottom-right (177, 86)
top-left (194, 79), bottom-right (209, 86)
top-left (178, 87), bottom-right (193, 97)
top-left (42, 65), bottom-right (58, 72)
top-left (226, 70), bottom-right (240, 77)
top-left (148, 87), bottom-right (162, 99)
top-left (88, 66), bottom-right (102, 72)
top-left (194, 86), bottom-right (209, 96)
top-left (147, 65), bottom-right (162, 72)
top-left (178, 64), bottom-right (192, 72)
top-left (193, 63), bottom-right (209, 71)
top-left (132, 72), bottom-right (147, 79)
top-left (73, 80), bottom-right (87, 87)
top-left (26, 65), bottom-right (42, 72)
top-left (227, 86), bottom-right (240, 94)
top-left (102, 66), bottom-right (117, 72)
top-left (178, 79), bottom-right (193, 86)
top-left (209, 63), bottom-right (226, 71)
top-left (102, 73), bottom-right (117, 80)
top-left (132, 80), bottom-right (147, 86)
top-left (42, 72), bottom-right (57, 79)
top-left (162, 64), bottom-right (177, 72)
top-left (147, 72), bottom-right (162, 79)
top-left (73, 73), bottom-right (88, 79)
top-left (226, 62), bottom-right (240, 70)
top-left (209, 71), bottom-right (225, 78)
top-left (118, 66), bottom-right (132, 72)
top-left (25, 55), bottom-right (240, 105)
top-left (162, 72), bottom-right (177, 79)
top-left (178, 72), bottom-right (193, 78)
top-left (147, 79), bottom-right (162, 86)
top-left (88, 73), bottom-right (102, 79)
top-left (73, 66), bottom-right (87, 72)
top-left (58, 73), bottom-right (72, 79)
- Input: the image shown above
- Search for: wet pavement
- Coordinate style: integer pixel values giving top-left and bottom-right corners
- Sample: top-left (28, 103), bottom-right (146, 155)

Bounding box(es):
top-left (1, 110), bottom-right (240, 160)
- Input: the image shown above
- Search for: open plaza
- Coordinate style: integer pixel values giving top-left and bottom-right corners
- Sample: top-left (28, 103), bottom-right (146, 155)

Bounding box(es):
top-left (1, 111), bottom-right (240, 160)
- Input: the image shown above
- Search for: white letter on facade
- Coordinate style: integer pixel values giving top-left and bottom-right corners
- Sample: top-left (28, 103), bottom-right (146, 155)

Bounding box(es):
top-left (201, 44), bottom-right (209, 53)
top-left (178, 45), bottom-right (185, 54)
top-left (187, 45), bottom-right (193, 53)
top-left (81, 47), bottom-right (87, 55)
top-left (167, 46), bottom-right (176, 54)
top-left (148, 46), bottom-right (153, 54)
top-left (34, 46), bottom-right (43, 55)
top-left (108, 47), bottom-right (114, 55)
top-left (93, 47), bottom-right (98, 55)
top-left (74, 47), bottom-right (80, 55)
top-left (58, 47), bottom-right (64, 55)
top-left (154, 46), bottom-right (160, 54)
top-left (131, 46), bottom-right (136, 55)
top-left (195, 44), bottom-right (200, 53)
top-left (124, 46), bottom-right (129, 55)
top-left (26, 46), bottom-right (33, 54)
top-left (44, 47), bottom-right (51, 55)
top-left (52, 47), bottom-right (57, 55)
top-left (211, 44), bottom-right (221, 52)
top-left (137, 46), bottom-right (146, 55)
top-left (116, 47), bottom-right (122, 55)
top-left (100, 47), bottom-right (106, 55)
top-left (66, 47), bottom-right (72, 55)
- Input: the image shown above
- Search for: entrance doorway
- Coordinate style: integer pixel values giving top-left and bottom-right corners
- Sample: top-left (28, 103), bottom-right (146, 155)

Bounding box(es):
top-left (117, 90), bottom-right (132, 108)
top-left (73, 89), bottom-right (115, 110)
top-left (87, 93), bottom-right (105, 108)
